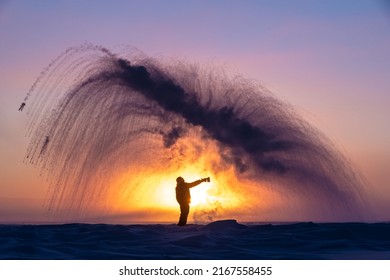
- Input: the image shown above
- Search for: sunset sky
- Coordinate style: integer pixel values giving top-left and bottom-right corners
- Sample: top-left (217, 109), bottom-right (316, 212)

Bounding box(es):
top-left (0, 0), bottom-right (389, 223)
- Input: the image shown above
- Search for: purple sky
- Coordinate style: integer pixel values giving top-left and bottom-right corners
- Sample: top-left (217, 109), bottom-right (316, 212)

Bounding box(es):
top-left (0, 0), bottom-right (389, 222)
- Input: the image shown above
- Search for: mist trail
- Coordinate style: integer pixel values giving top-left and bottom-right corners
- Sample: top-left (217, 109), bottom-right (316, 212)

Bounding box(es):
top-left (23, 44), bottom-right (369, 222)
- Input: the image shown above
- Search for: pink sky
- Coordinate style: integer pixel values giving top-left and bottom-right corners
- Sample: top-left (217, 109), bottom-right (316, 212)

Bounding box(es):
top-left (0, 1), bottom-right (389, 223)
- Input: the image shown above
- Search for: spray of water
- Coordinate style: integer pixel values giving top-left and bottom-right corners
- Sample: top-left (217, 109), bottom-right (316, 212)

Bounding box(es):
top-left (23, 44), bottom-right (369, 222)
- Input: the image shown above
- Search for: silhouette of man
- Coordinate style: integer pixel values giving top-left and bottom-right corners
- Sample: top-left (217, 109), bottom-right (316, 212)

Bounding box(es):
top-left (18, 102), bottom-right (26, 111)
top-left (175, 176), bottom-right (209, 226)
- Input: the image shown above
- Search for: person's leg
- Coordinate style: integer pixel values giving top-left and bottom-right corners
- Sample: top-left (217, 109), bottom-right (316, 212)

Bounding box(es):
top-left (182, 204), bottom-right (189, 225)
top-left (178, 203), bottom-right (190, 226)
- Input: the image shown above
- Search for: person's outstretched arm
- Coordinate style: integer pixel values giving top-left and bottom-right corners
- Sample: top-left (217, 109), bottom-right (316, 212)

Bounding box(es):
top-left (187, 180), bottom-right (202, 188)
top-left (187, 178), bottom-right (208, 188)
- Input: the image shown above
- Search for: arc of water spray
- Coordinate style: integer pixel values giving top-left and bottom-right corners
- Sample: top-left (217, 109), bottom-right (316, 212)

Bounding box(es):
top-left (23, 44), bottom-right (369, 221)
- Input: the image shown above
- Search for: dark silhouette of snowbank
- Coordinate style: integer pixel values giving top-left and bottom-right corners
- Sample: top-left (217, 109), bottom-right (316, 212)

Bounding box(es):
top-left (1, 220), bottom-right (390, 259)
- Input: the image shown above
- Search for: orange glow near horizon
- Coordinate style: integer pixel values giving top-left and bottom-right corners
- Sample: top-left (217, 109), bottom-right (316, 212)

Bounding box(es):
top-left (95, 130), bottom-right (294, 223)
top-left (133, 167), bottom-right (242, 214)
top-left (106, 133), bottom-right (249, 222)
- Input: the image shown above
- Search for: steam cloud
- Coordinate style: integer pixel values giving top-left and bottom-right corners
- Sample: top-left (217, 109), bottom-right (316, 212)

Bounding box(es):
top-left (23, 44), bottom-right (369, 221)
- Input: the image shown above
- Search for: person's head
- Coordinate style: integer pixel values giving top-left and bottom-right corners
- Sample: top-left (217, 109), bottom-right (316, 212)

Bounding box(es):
top-left (176, 176), bottom-right (185, 184)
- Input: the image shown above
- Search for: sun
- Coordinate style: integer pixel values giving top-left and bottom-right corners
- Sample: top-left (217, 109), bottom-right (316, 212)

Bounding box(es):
top-left (190, 181), bottom-right (212, 206)
top-left (150, 174), bottom-right (215, 208)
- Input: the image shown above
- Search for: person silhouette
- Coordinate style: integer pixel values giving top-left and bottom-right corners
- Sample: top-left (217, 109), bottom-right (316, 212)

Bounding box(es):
top-left (18, 102), bottom-right (26, 111)
top-left (175, 176), bottom-right (210, 226)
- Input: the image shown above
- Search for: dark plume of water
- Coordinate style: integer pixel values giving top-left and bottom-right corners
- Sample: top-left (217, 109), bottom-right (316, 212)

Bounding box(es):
top-left (23, 44), bottom-right (369, 222)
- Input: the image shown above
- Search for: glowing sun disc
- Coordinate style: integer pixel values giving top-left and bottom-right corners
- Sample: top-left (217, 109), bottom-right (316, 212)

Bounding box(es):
top-left (190, 183), bottom-right (212, 206)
